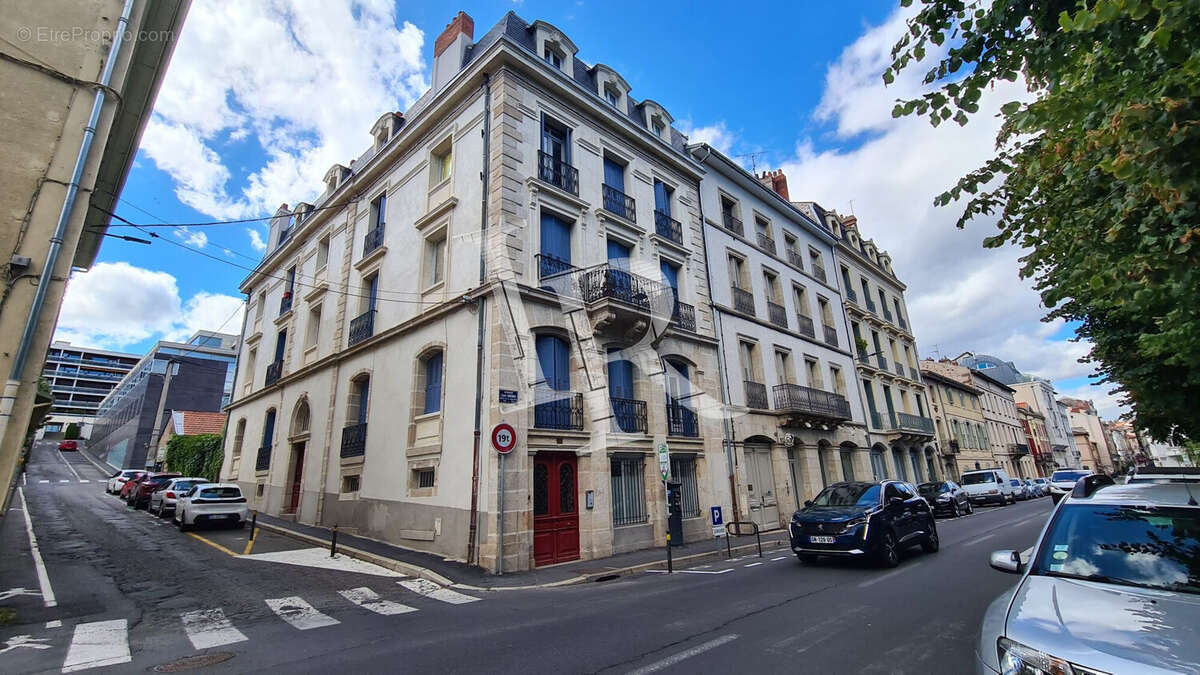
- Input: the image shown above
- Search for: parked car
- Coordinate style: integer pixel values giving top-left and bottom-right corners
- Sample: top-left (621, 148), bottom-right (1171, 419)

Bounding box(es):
top-left (960, 468), bottom-right (1018, 506)
top-left (1127, 466), bottom-right (1200, 484)
top-left (1022, 479), bottom-right (1041, 498)
top-left (106, 470), bottom-right (144, 494)
top-left (1046, 469), bottom-right (1092, 503)
top-left (1031, 477), bottom-right (1049, 496)
top-left (978, 478), bottom-right (1199, 674)
top-left (119, 472), bottom-right (152, 499)
top-left (126, 473), bottom-right (181, 509)
top-left (149, 477), bottom-right (209, 517)
top-left (58, 440), bottom-right (77, 451)
top-left (789, 480), bottom-right (939, 568)
top-left (917, 480), bottom-right (974, 517)
top-left (1009, 478), bottom-right (1031, 501)
top-left (174, 483), bottom-right (248, 531)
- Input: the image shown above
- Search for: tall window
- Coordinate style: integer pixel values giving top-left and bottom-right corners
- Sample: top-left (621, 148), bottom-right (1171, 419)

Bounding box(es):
top-left (611, 456), bottom-right (647, 526)
top-left (370, 193), bottom-right (386, 231)
top-left (425, 234), bottom-right (446, 287)
top-left (603, 156), bottom-right (625, 193)
top-left (348, 375), bottom-right (370, 426)
top-left (774, 349), bottom-right (793, 385)
top-left (660, 260), bottom-right (680, 300)
top-left (670, 456), bottom-right (700, 517)
top-left (862, 379), bottom-right (879, 416)
top-left (232, 419), bottom-right (246, 457)
top-left (362, 274), bottom-right (378, 313)
top-left (244, 347), bottom-right (257, 391)
top-left (728, 255), bottom-right (747, 288)
top-left (830, 365), bottom-right (846, 396)
top-left (431, 138), bottom-right (452, 184)
top-left (539, 211), bottom-right (572, 280)
top-left (273, 329), bottom-right (287, 365)
top-left (541, 116), bottom-right (571, 165)
top-left (535, 335), bottom-right (572, 430)
top-left (805, 358), bottom-right (823, 389)
top-left (316, 235), bottom-right (330, 270)
top-left (262, 409), bottom-right (276, 449)
top-left (794, 285), bottom-right (810, 318)
top-left (305, 304), bottom-right (321, 350)
top-left (653, 179), bottom-right (672, 216)
top-left (422, 351), bottom-right (444, 414)
top-left (607, 239), bottom-right (631, 271)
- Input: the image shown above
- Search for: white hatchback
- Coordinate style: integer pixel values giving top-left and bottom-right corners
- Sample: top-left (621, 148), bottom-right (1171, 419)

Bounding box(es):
top-left (107, 469), bottom-right (144, 495)
top-left (149, 477), bottom-right (209, 517)
top-left (174, 483), bottom-right (249, 531)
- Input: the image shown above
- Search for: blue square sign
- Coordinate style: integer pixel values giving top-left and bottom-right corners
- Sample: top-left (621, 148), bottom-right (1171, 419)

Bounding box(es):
top-left (710, 505), bottom-right (723, 526)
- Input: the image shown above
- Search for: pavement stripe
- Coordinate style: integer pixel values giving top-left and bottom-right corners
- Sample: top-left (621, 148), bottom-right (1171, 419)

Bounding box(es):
top-left (265, 596), bottom-right (340, 630)
top-left (625, 634), bottom-right (740, 675)
top-left (46, 620), bottom-right (63, 629)
top-left (744, 562), bottom-right (764, 567)
top-left (857, 568), bottom-right (906, 589)
top-left (17, 487), bottom-right (56, 607)
top-left (398, 579), bottom-right (479, 605)
top-left (770, 556), bottom-right (788, 561)
top-left (78, 480), bottom-right (90, 483)
top-left (59, 479), bottom-right (71, 483)
top-left (965, 533), bottom-right (998, 547)
top-left (339, 587), bottom-right (418, 616)
top-left (38, 479), bottom-right (49, 484)
top-left (181, 608), bottom-right (248, 649)
top-left (62, 619), bottom-right (130, 672)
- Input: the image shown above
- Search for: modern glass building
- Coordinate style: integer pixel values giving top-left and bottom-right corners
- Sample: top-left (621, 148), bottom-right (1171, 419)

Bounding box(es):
top-left (40, 342), bottom-right (140, 435)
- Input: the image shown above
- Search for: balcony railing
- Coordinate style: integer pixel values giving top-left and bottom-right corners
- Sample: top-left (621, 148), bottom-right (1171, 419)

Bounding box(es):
top-left (670, 301), bottom-right (696, 332)
top-left (577, 265), bottom-right (661, 312)
top-left (871, 411), bottom-right (896, 430)
top-left (895, 362), bottom-right (906, 378)
top-left (767, 301), bottom-right (787, 328)
top-left (363, 224), bottom-right (385, 256)
top-left (731, 286), bottom-right (755, 315)
top-left (534, 391), bottom-right (584, 431)
top-left (654, 209), bottom-right (683, 245)
top-left (876, 354), bottom-right (888, 370)
top-left (864, 298), bottom-right (877, 314)
top-left (948, 439), bottom-right (961, 454)
top-left (898, 316), bottom-right (908, 330)
top-left (348, 310), bottom-right (375, 347)
top-left (536, 253), bottom-right (575, 281)
top-left (538, 150), bottom-right (579, 195)
top-left (773, 383), bottom-right (851, 421)
top-left (255, 445), bottom-right (271, 472)
top-left (1010, 443), bottom-right (1030, 457)
top-left (812, 264), bottom-right (827, 283)
top-left (341, 422), bottom-right (368, 458)
top-left (265, 361), bottom-right (283, 386)
top-left (666, 401), bottom-right (699, 437)
top-left (744, 380), bottom-right (768, 409)
top-left (279, 293), bottom-right (293, 315)
top-left (896, 412), bottom-right (935, 435)
top-left (602, 184), bottom-right (636, 222)
top-left (882, 307), bottom-right (894, 321)
top-left (756, 232), bottom-right (776, 254)
top-left (722, 211), bottom-right (743, 236)
top-left (796, 313), bottom-right (816, 338)
top-left (610, 397), bottom-right (648, 433)
top-left (822, 324), bottom-right (838, 347)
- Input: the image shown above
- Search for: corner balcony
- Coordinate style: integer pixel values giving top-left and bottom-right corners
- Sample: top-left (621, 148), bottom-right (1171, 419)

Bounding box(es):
top-left (538, 261), bottom-right (672, 341)
top-left (341, 422), bottom-right (367, 458)
top-left (772, 383), bottom-right (851, 428)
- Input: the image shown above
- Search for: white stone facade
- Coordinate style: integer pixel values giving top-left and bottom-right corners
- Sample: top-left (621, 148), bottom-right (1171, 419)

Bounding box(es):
top-left (1012, 379), bottom-right (1078, 469)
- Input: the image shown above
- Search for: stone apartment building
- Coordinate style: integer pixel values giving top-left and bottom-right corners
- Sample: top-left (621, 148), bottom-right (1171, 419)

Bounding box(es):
top-left (797, 208), bottom-right (938, 484)
top-left (922, 359), bottom-right (1033, 477)
top-left (688, 148), bottom-right (865, 530)
top-left (221, 11), bottom-right (732, 572)
top-left (1062, 398), bottom-right (1117, 473)
top-left (1016, 403), bottom-right (1053, 477)
top-left (1012, 377), bottom-right (1079, 470)
top-left (921, 367), bottom-right (991, 479)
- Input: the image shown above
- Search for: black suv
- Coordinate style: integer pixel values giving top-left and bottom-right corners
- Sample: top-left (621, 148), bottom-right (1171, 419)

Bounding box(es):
top-left (917, 480), bottom-right (973, 518)
top-left (789, 480), bottom-right (940, 568)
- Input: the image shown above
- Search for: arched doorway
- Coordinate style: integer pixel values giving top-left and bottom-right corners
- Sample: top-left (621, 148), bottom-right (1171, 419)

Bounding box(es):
top-left (286, 399), bottom-right (311, 514)
top-left (870, 444), bottom-right (889, 481)
top-left (838, 441), bottom-right (858, 482)
top-left (891, 446), bottom-right (909, 481)
top-left (743, 436), bottom-right (778, 529)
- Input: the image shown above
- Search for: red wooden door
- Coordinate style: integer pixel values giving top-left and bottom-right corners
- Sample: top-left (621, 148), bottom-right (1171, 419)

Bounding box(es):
top-left (533, 453), bottom-right (580, 566)
top-left (288, 444), bottom-right (305, 513)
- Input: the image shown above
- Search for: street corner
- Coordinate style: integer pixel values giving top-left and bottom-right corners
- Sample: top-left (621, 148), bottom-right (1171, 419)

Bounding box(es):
top-left (186, 519), bottom-right (312, 558)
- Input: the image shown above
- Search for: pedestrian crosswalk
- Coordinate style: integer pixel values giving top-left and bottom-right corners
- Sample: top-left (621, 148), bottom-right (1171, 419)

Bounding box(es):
top-left (54, 581), bottom-right (480, 671)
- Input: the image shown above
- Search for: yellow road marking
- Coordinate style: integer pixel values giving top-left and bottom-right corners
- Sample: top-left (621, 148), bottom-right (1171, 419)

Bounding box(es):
top-left (187, 532), bottom-right (242, 558)
top-left (242, 533), bottom-right (256, 555)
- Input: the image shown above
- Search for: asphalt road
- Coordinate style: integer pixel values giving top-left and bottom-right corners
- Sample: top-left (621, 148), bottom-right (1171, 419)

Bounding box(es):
top-left (3, 441), bottom-right (1054, 673)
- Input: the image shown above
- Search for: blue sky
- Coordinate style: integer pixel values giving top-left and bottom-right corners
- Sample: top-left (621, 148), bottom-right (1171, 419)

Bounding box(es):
top-left (56, 1), bottom-right (1119, 416)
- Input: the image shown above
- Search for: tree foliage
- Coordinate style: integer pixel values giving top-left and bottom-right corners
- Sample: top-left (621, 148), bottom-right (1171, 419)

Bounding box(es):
top-left (164, 434), bottom-right (224, 481)
top-left (63, 423), bottom-right (80, 440)
top-left (887, 0), bottom-right (1200, 442)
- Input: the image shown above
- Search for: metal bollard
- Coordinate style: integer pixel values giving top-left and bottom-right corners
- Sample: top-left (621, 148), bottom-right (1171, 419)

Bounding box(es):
top-left (755, 525), bottom-right (762, 558)
top-left (666, 533), bottom-right (673, 573)
top-left (330, 525), bottom-right (338, 558)
top-left (250, 512), bottom-right (257, 541)
top-left (726, 530), bottom-right (732, 559)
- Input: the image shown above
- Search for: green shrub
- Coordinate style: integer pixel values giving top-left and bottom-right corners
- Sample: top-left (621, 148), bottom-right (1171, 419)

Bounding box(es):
top-left (164, 433), bottom-right (224, 481)
top-left (63, 423), bottom-right (80, 440)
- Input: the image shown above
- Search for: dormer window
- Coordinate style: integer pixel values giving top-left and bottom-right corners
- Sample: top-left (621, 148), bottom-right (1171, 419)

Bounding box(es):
top-left (652, 120), bottom-right (665, 137)
top-left (543, 47), bottom-right (562, 68)
top-left (605, 86), bottom-right (620, 107)
top-left (532, 22), bottom-right (577, 75)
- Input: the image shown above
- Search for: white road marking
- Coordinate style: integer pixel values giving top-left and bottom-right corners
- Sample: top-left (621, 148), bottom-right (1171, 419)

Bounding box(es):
top-left (339, 587), bottom-right (417, 616)
top-left (965, 533), bottom-right (998, 547)
top-left (857, 568), bottom-right (906, 589)
top-left (181, 608), bottom-right (248, 649)
top-left (398, 579), bottom-right (479, 605)
top-left (53, 448), bottom-right (83, 481)
top-left (625, 634), bottom-right (740, 675)
top-left (744, 562), bottom-right (763, 567)
top-left (62, 619), bottom-right (130, 672)
top-left (16, 488), bottom-right (56, 608)
top-left (59, 480), bottom-right (70, 483)
top-left (78, 480), bottom-right (89, 484)
top-left (242, 548), bottom-right (406, 577)
top-left (21, 472), bottom-right (26, 486)
top-left (265, 596), bottom-right (340, 630)
top-left (770, 556), bottom-right (788, 561)
top-left (38, 480), bottom-right (49, 484)
top-left (678, 569), bottom-right (734, 575)
top-left (46, 620), bottom-right (63, 629)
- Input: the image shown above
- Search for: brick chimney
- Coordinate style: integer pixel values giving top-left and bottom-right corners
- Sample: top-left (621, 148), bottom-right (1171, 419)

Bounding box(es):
top-left (432, 11), bottom-right (474, 92)
top-left (757, 169), bottom-right (790, 201)
top-left (841, 214), bottom-right (858, 231)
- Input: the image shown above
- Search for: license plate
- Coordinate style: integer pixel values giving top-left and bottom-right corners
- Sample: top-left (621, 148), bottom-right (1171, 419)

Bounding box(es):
top-left (809, 535), bottom-right (835, 544)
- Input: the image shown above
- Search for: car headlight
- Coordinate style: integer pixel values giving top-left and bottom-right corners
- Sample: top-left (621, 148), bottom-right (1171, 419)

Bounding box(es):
top-left (936, 495), bottom-right (951, 502)
top-left (997, 637), bottom-right (1101, 675)
top-left (838, 516), bottom-right (868, 534)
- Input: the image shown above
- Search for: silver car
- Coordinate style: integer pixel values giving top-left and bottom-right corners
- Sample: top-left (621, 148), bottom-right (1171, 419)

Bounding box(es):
top-left (977, 479), bottom-right (1200, 674)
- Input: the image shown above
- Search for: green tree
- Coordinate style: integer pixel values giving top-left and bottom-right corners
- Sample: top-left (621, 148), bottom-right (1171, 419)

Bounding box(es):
top-left (164, 434), bottom-right (224, 481)
top-left (886, 0), bottom-right (1200, 441)
top-left (63, 423), bottom-right (80, 440)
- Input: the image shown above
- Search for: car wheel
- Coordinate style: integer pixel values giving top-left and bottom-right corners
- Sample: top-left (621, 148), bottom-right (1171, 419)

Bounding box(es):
top-left (966, 501), bottom-right (974, 515)
top-left (877, 531), bottom-right (900, 568)
top-left (921, 526), bottom-right (940, 553)
top-left (234, 520), bottom-right (246, 530)
top-left (177, 511), bottom-right (189, 531)
top-left (950, 501), bottom-right (960, 518)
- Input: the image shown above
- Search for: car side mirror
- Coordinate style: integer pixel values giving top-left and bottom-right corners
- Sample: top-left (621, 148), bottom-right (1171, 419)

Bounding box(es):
top-left (887, 496), bottom-right (904, 509)
top-left (803, 500), bottom-right (813, 508)
top-left (989, 549), bottom-right (1023, 574)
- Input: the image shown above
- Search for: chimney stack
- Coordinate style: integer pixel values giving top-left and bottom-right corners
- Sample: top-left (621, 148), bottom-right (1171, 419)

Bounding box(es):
top-left (432, 11), bottom-right (474, 93)
top-left (756, 169), bottom-right (790, 201)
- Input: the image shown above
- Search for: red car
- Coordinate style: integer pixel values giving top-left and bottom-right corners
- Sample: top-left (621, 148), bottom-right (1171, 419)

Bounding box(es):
top-left (58, 440), bottom-right (78, 451)
top-left (126, 473), bottom-right (181, 509)
top-left (119, 472), bottom-right (152, 500)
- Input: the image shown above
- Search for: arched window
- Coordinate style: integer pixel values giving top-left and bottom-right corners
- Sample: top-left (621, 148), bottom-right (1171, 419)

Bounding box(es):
top-left (420, 351), bottom-right (443, 414)
top-left (292, 399), bottom-right (310, 436)
top-left (348, 375), bottom-right (370, 426)
top-left (534, 335), bottom-right (575, 430)
top-left (870, 447), bottom-right (888, 481)
top-left (232, 418), bottom-right (246, 457)
top-left (261, 409), bottom-right (277, 448)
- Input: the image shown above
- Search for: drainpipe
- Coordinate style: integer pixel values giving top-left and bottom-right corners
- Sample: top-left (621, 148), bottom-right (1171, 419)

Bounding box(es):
top-left (467, 72), bottom-right (491, 568)
top-left (0, 0), bottom-right (136, 497)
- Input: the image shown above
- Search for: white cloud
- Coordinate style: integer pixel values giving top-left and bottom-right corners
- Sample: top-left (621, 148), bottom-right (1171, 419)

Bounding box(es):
top-left (141, 1), bottom-right (429, 220)
top-left (247, 228), bottom-right (267, 252)
top-left (54, 262), bottom-right (244, 351)
top-left (173, 226), bottom-right (208, 248)
top-left (678, 120), bottom-right (736, 155)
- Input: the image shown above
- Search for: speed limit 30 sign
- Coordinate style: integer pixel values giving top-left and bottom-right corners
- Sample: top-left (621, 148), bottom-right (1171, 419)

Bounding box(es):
top-left (491, 423), bottom-right (517, 454)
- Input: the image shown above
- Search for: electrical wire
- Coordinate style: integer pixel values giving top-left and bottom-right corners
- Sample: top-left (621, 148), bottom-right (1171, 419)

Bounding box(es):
top-left (100, 194), bottom-right (362, 228)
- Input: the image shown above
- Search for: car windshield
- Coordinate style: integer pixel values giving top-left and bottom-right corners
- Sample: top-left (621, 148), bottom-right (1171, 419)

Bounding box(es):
top-left (1032, 504), bottom-right (1200, 594)
top-left (1010, 479), bottom-right (1021, 486)
top-left (1052, 470), bottom-right (1088, 483)
top-left (174, 480), bottom-right (200, 491)
top-left (961, 472), bottom-right (995, 485)
top-left (811, 483), bottom-right (880, 507)
top-left (199, 487), bottom-right (241, 499)
top-left (917, 482), bottom-right (949, 495)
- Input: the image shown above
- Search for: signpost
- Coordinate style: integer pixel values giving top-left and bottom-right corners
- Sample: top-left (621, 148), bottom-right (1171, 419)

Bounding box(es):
top-left (498, 389), bottom-right (518, 404)
top-left (711, 505), bottom-right (725, 538)
top-left (658, 442), bottom-right (671, 572)
top-left (492, 423), bottom-right (518, 574)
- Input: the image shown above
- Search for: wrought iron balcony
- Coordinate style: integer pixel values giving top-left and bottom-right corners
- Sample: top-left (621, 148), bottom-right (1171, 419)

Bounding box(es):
top-left (722, 211), bottom-right (743, 236)
top-left (796, 313), bottom-right (816, 338)
top-left (767, 301), bottom-right (787, 328)
top-left (666, 401), bottom-right (699, 437)
top-left (538, 150), bottom-right (579, 195)
top-left (602, 183), bottom-right (636, 222)
top-left (279, 293), bottom-right (293, 315)
top-left (610, 397), bottom-right (648, 433)
top-left (348, 309), bottom-right (375, 347)
top-left (731, 286), bottom-right (755, 315)
top-left (363, 224), bottom-right (385, 256)
top-left (896, 412), bottom-right (935, 435)
top-left (536, 253), bottom-right (576, 281)
top-left (255, 445), bottom-right (271, 471)
top-left (756, 232), bottom-right (776, 255)
top-left (823, 324), bottom-right (838, 347)
top-left (876, 354), bottom-right (888, 370)
top-left (1009, 443), bottom-right (1030, 457)
top-left (670, 301), bottom-right (696, 332)
top-left (576, 265), bottom-right (661, 312)
top-left (948, 439), bottom-right (961, 454)
top-left (871, 411), bottom-right (895, 430)
top-left (744, 380), bottom-right (769, 409)
top-left (534, 391), bottom-right (584, 431)
top-left (864, 298), bottom-right (877, 314)
top-left (845, 287), bottom-right (858, 303)
top-left (774, 383), bottom-right (851, 420)
top-left (898, 316), bottom-right (909, 330)
top-left (882, 307), bottom-right (894, 321)
top-left (341, 422), bottom-right (367, 458)
top-left (811, 264), bottom-right (827, 283)
top-left (265, 360), bottom-right (283, 386)
top-left (787, 249), bottom-right (804, 270)
top-left (654, 209), bottom-right (683, 245)
top-left (895, 362), bottom-right (906, 378)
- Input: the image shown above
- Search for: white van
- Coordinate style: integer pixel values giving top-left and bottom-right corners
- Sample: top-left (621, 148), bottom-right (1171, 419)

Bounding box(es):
top-left (959, 468), bottom-right (1017, 506)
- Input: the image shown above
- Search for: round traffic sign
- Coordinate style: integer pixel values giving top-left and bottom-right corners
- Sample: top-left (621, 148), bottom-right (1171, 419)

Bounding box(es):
top-left (491, 423), bottom-right (517, 454)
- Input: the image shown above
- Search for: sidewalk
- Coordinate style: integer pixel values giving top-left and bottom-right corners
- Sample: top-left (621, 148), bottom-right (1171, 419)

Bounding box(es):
top-left (254, 513), bottom-right (790, 590)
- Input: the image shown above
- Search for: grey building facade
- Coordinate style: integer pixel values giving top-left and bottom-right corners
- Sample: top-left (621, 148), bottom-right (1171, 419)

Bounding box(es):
top-left (40, 342), bottom-right (140, 435)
